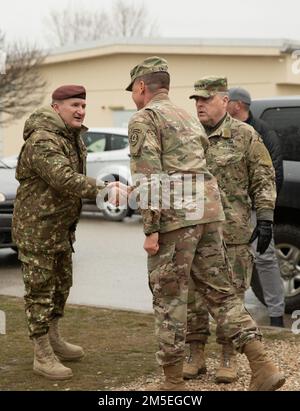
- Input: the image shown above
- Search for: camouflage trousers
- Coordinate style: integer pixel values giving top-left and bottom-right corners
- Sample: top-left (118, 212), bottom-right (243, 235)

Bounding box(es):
top-left (147, 223), bottom-right (259, 367)
top-left (186, 244), bottom-right (254, 345)
top-left (20, 248), bottom-right (73, 339)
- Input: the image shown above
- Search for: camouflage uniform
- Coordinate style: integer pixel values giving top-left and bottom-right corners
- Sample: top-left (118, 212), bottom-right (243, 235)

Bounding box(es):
top-left (187, 77), bottom-right (276, 345)
top-left (127, 60), bottom-right (261, 367)
top-left (12, 106), bottom-right (99, 338)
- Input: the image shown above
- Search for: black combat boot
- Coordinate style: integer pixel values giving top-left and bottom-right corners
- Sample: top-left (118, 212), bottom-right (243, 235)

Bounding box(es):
top-left (270, 316), bottom-right (284, 328)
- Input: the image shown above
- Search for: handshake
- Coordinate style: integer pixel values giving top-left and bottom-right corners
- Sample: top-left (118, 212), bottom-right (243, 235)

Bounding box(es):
top-left (104, 181), bottom-right (132, 207)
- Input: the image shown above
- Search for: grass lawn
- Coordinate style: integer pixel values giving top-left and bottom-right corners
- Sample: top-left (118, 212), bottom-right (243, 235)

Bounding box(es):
top-left (1, 295), bottom-right (299, 391)
top-left (0, 295), bottom-right (157, 391)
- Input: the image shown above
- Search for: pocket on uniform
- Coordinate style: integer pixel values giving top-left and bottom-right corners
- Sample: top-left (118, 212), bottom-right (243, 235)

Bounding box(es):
top-left (217, 153), bottom-right (245, 186)
top-left (20, 252), bottom-right (55, 291)
top-left (215, 152), bottom-right (244, 167)
top-left (221, 240), bottom-right (235, 287)
top-left (148, 243), bottom-right (178, 297)
top-left (159, 327), bottom-right (176, 346)
top-left (244, 246), bottom-right (255, 289)
top-left (18, 249), bottom-right (55, 270)
top-left (227, 244), bottom-right (254, 291)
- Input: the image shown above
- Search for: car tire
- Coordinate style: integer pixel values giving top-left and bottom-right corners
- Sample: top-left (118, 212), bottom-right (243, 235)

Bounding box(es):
top-left (99, 176), bottom-right (131, 221)
top-left (101, 202), bottom-right (130, 221)
top-left (251, 224), bottom-right (300, 314)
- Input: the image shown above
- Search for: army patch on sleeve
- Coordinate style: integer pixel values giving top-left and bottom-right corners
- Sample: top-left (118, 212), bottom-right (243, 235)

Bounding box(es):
top-left (128, 125), bottom-right (147, 156)
top-left (129, 132), bottom-right (139, 146)
top-left (256, 142), bottom-right (273, 166)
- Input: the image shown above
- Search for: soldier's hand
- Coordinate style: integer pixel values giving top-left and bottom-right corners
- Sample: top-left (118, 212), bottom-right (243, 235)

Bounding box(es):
top-left (107, 182), bottom-right (130, 207)
top-left (144, 232), bottom-right (159, 256)
top-left (249, 220), bottom-right (273, 254)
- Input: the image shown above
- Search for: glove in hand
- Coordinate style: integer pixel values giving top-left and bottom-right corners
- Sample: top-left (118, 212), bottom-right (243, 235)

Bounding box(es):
top-left (249, 220), bottom-right (272, 254)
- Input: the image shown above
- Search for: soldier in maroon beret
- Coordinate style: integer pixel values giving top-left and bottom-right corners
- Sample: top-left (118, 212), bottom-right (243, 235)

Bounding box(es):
top-left (52, 85), bottom-right (86, 101)
top-left (51, 84), bottom-right (86, 129)
top-left (12, 84), bottom-right (129, 381)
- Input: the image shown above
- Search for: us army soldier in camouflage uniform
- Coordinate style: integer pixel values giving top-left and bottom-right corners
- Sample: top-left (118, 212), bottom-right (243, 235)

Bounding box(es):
top-left (126, 58), bottom-right (285, 391)
top-left (185, 76), bottom-right (282, 387)
top-left (12, 85), bottom-right (124, 380)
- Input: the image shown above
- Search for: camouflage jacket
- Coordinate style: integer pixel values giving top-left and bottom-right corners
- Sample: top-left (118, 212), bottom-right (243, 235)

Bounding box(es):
top-left (205, 114), bottom-right (276, 244)
top-left (12, 106), bottom-right (98, 255)
top-left (128, 93), bottom-right (224, 235)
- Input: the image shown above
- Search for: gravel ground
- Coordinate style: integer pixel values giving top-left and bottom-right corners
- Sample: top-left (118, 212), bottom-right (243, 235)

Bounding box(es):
top-left (116, 330), bottom-right (300, 392)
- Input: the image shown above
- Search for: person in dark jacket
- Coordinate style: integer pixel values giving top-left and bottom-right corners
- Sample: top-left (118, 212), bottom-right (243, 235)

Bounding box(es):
top-left (228, 88), bottom-right (283, 193)
top-left (227, 87), bottom-right (285, 328)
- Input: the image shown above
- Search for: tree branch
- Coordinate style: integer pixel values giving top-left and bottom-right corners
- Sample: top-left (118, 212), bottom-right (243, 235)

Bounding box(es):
top-left (0, 32), bottom-right (47, 125)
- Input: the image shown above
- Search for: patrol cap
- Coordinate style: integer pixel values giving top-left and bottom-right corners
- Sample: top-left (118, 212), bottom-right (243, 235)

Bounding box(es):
top-left (228, 87), bottom-right (252, 105)
top-left (189, 76), bottom-right (228, 99)
top-left (52, 85), bottom-right (86, 100)
top-left (126, 56), bottom-right (169, 91)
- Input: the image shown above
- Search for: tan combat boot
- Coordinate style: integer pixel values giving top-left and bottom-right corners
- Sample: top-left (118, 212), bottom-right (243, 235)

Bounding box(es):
top-left (243, 340), bottom-right (285, 391)
top-left (146, 363), bottom-right (186, 391)
top-left (33, 334), bottom-right (73, 380)
top-left (215, 343), bottom-right (238, 383)
top-left (183, 342), bottom-right (207, 379)
top-left (49, 317), bottom-right (84, 361)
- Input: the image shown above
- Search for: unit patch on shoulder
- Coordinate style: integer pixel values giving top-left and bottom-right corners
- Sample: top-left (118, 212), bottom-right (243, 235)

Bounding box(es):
top-left (130, 132), bottom-right (139, 146)
top-left (128, 126), bottom-right (147, 156)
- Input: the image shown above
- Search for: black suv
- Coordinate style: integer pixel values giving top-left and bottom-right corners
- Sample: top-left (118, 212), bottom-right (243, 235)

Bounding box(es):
top-left (251, 96), bottom-right (300, 313)
top-left (0, 159), bottom-right (18, 250)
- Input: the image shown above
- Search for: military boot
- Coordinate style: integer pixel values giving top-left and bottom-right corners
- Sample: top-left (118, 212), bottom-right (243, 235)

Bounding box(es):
top-left (49, 317), bottom-right (84, 361)
top-left (183, 342), bottom-right (207, 379)
top-left (146, 363), bottom-right (186, 391)
top-left (215, 343), bottom-right (237, 383)
top-left (243, 340), bottom-right (285, 391)
top-left (33, 334), bottom-right (73, 380)
top-left (270, 316), bottom-right (284, 328)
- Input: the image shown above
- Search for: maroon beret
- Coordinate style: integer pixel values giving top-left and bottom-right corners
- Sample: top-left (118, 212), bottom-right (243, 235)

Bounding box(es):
top-left (52, 85), bottom-right (86, 100)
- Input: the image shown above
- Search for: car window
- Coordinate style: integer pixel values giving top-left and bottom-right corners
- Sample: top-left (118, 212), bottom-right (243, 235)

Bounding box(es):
top-left (82, 132), bottom-right (107, 153)
top-left (261, 107), bottom-right (300, 161)
top-left (108, 134), bottom-right (128, 151)
top-left (0, 159), bottom-right (8, 168)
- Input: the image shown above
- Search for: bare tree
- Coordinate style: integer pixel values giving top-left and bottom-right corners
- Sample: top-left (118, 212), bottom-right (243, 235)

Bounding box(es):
top-left (44, 0), bottom-right (159, 48)
top-left (45, 8), bottom-right (112, 48)
top-left (0, 30), bottom-right (47, 125)
top-left (0, 30), bottom-right (4, 50)
top-left (110, 0), bottom-right (159, 37)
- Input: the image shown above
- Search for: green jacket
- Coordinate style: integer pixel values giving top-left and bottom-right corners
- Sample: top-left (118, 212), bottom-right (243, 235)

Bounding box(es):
top-left (206, 114), bottom-right (276, 244)
top-left (128, 93), bottom-right (224, 234)
top-left (12, 106), bottom-right (98, 255)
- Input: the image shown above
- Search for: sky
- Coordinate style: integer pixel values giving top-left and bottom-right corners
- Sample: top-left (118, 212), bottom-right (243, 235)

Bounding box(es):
top-left (0, 0), bottom-right (299, 47)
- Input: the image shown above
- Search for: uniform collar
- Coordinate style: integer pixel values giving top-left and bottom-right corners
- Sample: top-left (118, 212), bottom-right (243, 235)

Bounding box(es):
top-left (206, 113), bottom-right (233, 139)
top-left (146, 92), bottom-right (170, 106)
